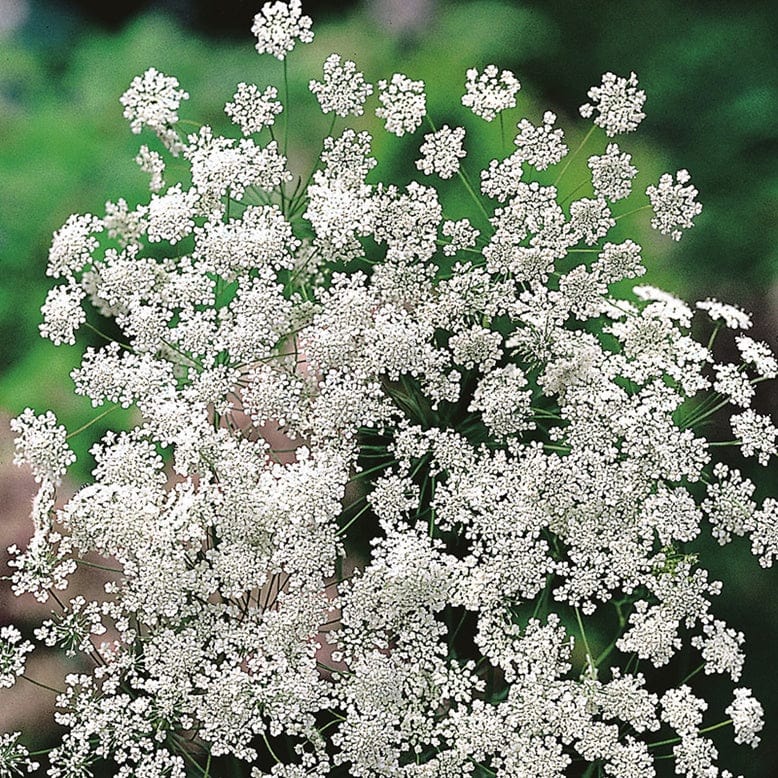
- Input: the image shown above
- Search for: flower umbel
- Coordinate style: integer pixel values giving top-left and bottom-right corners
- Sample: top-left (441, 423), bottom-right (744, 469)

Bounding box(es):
top-left (251, 0), bottom-right (314, 60)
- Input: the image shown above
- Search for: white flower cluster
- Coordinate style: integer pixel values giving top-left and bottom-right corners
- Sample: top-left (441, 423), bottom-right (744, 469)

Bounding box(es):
top-left (579, 70), bottom-right (646, 136)
top-left (5, 5), bottom-right (775, 778)
top-left (647, 168), bottom-right (703, 241)
top-left (375, 73), bottom-right (426, 136)
top-left (251, 0), bottom-right (313, 60)
top-left (309, 54), bottom-right (373, 117)
top-left (225, 82), bottom-right (284, 135)
top-left (416, 124), bottom-right (466, 179)
top-left (119, 67), bottom-right (189, 154)
top-left (462, 64), bottom-right (521, 121)
top-left (0, 626), bottom-right (34, 689)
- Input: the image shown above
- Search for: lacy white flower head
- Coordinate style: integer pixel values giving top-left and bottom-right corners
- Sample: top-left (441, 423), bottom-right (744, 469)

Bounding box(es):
top-left (646, 168), bottom-right (703, 241)
top-left (119, 67), bottom-right (189, 153)
top-left (696, 297), bottom-right (751, 330)
top-left (10, 408), bottom-right (76, 485)
top-left (588, 142), bottom-right (637, 201)
top-left (416, 124), bottom-right (466, 179)
top-left (514, 111), bottom-right (567, 171)
top-left (251, 0), bottom-right (313, 60)
top-left (726, 688), bottom-right (764, 747)
top-left (39, 282), bottom-right (86, 346)
top-left (579, 70), bottom-right (646, 136)
top-left (0, 626), bottom-right (34, 689)
top-left (309, 53), bottom-right (373, 117)
top-left (736, 335), bottom-right (778, 378)
top-left (46, 212), bottom-right (102, 280)
top-left (375, 73), bottom-right (426, 136)
top-left (461, 64), bottom-right (521, 121)
top-left (225, 82), bottom-right (283, 135)
top-left (0, 732), bottom-right (39, 776)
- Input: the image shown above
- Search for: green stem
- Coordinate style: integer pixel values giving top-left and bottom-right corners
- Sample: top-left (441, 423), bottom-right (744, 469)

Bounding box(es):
top-left (614, 204), bottom-right (651, 221)
top-left (337, 500), bottom-right (372, 538)
top-left (553, 125), bottom-right (595, 188)
top-left (458, 167), bottom-right (492, 225)
top-left (65, 404), bottom-right (120, 440)
top-left (21, 675), bottom-right (62, 695)
top-left (283, 58), bottom-right (290, 159)
top-left (680, 662), bottom-right (705, 685)
top-left (263, 732), bottom-right (283, 765)
top-left (75, 558), bottom-right (123, 574)
top-left (84, 322), bottom-right (133, 351)
top-left (648, 719), bottom-right (733, 749)
top-left (575, 606), bottom-right (597, 680)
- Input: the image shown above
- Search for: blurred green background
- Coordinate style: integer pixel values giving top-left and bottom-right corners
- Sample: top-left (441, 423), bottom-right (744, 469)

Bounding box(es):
top-left (0, 0), bottom-right (776, 773)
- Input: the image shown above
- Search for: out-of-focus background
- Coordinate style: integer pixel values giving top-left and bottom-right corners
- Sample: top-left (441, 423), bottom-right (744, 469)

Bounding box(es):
top-left (0, 0), bottom-right (776, 773)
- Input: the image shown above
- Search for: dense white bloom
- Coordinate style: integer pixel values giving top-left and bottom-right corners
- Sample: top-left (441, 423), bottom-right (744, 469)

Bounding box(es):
top-left (320, 128), bottom-right (376, 187)
top-left (225, 82), bottom-right (283, 134)
top-left (593, 239), bottom-right (644, 283)
top-left (186, 126), bottom-right (291, 200)
top-left (120, 67), bottom-right (189, 153)
top-left (469, 364), bottom-right (534, 437)
top-left (10, 408), bottom-right (76, 485)
top-left (731, 409), bottom-right (777, 465)
top-left (309, 54), bottom-right (373, 117)
top-left (47, 212), bottom-right (102, 279)
top-left (39, 282), bottom-right (86, 345)
top-left (416, 124), bottom-right (466, 179)
top-left (0, 626), bottom-right (34, 688)
top-left (514, 111), bottom-right (567, 170)
top-left (726, 688), bottom-right (764, 747)
top-left (697, 297), bottom-right (752, 329)
top-left (569, 196), bottom-right (615, 245)
top-left (736, 335), bottom-right (777, 378)
top-left (580, 71), bottom-right (646, 136)
top-left (441, 218), bottom-right (479, 256)
top-left (661, 685), bottom-right (708, 737)
top-left (194, 204), bottom-right (299, 278)
top-left (713, 362), bottom-right (754, 407)
top-left (691, 619), bottom-right (745, 681)
top-left (251, 0), bottom-right (313, 60)
top-left (375, 73), bottom-right (426, 136)
top-left (480, 150), bottom-right (524, 201)
top-left (11, 13), bottom-right (778, 778)
top-left (146, 183), bottom-right (198, 243)
top-left (646, 169), bottom-right (702, 241)
top-left (461, 64), bottom-right (521, 121)
top-left (588, 142), bottom-right (636, 201)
